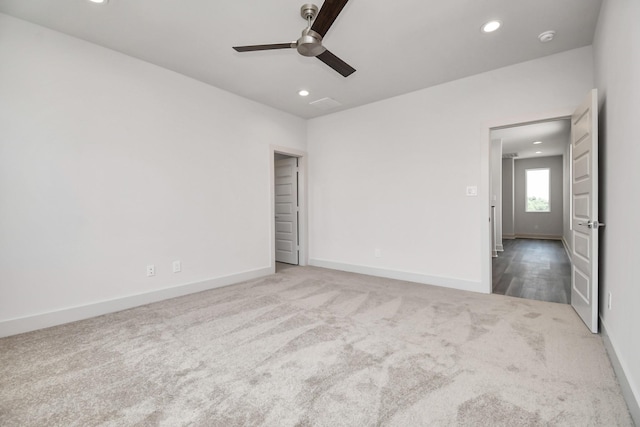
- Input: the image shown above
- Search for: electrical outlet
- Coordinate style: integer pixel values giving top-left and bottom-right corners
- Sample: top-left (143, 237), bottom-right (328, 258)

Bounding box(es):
top-left (374, 248), bottom-right (382, 258)
top-left (172, 260), bottom-right (181, 273)
top-left (466, 186), bottom-right (478, 197)
top-left (608, 292), bottom-right (612, 310)
top-left (146, 265), bottom-right (155, 277)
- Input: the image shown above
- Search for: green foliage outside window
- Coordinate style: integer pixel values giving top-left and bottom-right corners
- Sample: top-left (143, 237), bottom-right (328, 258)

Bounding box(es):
top-left (527, 196), bottom-right (550, 212)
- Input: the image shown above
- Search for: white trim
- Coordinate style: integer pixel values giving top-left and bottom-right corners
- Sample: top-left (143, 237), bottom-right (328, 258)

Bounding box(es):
top-left (514, 233), bottom-right (563, 240)
top-left (600, 318), bottom-right (640, 425)
top-left (0, 267), bottom-right (271, 338)
top-left (270, 145), bottom-right (308, 269)
top-left (496, 244), bottom-right (504, 252)
top-left (309, 259), bottom-right (483, 294)
top-left (561, 237), bottom-right (572, 262)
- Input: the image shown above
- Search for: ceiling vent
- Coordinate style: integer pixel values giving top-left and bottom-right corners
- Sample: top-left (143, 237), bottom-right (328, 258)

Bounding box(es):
top-left (309, 97), bottom-right (342, 110)
top-left (502, 152), bottom-right (519, 159)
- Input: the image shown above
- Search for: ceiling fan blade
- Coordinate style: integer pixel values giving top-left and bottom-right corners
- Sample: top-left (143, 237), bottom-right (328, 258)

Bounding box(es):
top-left (311, 0), bottom-right (350, 37)
top-left (316, 50), bottom-right (356, 77)
top-left (233, 43), bottom-right (295, 52)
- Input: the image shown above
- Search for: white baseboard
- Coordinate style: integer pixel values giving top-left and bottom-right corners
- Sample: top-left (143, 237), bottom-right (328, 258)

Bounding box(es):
top-left (502, 234), bottom-right (516, 240)
top-left (0, 267), bottom-right (272, 338)
top-left (309, 259), bottom-right (483, 294)
top-left (600, 318), bottom-right (640, 425)
top-left (561, 237), bottom-right (572, 261)
top-left (514, 233), bottom-right (562, 240)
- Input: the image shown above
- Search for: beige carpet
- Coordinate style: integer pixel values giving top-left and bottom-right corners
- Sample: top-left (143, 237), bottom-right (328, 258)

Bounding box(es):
top-left (0, 266), bottom-right (633, 426)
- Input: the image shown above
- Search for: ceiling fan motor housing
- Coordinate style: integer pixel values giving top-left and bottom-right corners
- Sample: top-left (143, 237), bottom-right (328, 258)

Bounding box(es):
top-left (296, 28), bottom-right (326, 57)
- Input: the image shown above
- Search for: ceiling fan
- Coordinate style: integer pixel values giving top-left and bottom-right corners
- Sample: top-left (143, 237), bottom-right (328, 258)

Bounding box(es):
top-left (232, 0), bottom-right (355, 77)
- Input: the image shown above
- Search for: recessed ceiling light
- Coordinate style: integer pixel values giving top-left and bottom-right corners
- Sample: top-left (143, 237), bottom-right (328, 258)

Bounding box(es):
top-left (538, 30), bottom-right (556, 43)
top-left (298, 90), bottom-right (309, 97)
top-left (533, 141), bottom-right (542, 145)
top-left (482, 20), bottom-right (502, 33)
top-left (535, 151), bottom-right (543, 154)
top-left (88, 0), bottom-right (108, 3)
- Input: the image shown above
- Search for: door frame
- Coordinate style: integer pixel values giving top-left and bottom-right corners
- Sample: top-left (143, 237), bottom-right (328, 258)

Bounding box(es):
top-left (481, 108), bottom-right (573, 294)
top-left (270, 145), bottom-right (308, 272)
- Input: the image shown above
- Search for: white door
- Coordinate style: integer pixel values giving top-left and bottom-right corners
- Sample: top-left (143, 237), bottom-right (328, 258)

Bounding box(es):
top-left (274, 157), bottom-right (299, 265)
top-left (571, 89), bottom-right (600, 333)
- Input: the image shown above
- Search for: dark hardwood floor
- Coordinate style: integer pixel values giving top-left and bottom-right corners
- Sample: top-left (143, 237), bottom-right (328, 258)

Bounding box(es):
top-left (492, 238), bottom-right (571, 304)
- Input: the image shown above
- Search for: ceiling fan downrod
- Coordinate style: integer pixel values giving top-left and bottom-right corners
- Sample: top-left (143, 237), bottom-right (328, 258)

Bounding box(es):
top-left (300, 4), bottom-right (319, 22)
top-left (296, 4), bottom-right (325, 57)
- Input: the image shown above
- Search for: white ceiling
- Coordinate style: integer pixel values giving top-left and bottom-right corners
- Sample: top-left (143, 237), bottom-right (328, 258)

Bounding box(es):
top-left (493, 119), bottom-right (571, 159)
top-left (0, 0), bottom-right (602, 119)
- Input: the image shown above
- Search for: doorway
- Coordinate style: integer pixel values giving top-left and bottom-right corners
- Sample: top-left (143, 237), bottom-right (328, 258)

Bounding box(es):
top-left (483, 90), bottom-right (600, 332)
top-left (490, 118), bottom-right (573, 304)
top-left (274, 154), bottom-right (299, 266)
top-left (270, 146), bottom-right (308, 273)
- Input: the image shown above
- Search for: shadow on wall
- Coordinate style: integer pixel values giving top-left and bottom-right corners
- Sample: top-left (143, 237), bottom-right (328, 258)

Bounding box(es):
top-left (597, 98), bottom-right (607, 315)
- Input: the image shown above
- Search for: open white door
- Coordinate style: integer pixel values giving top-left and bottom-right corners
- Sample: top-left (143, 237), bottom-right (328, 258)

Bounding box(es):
top-left (274, 157), bottom-right (299, 265)
top-left (571, 89), bottom-right (600, 333)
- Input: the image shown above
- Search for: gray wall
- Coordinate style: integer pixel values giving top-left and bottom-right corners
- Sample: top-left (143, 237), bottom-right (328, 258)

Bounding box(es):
top-left (0, 15), bottom-right (308, 331)
top-left (594, 0), bottom-right (640, 420)
top-left (514, 156), bottom-right (564, 238)
top-left (502, 158), bottom-right (515, 238)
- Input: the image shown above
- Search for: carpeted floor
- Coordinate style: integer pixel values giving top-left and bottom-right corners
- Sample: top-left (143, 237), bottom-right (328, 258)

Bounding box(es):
top-left (0, 266), bottom-right (633, 426)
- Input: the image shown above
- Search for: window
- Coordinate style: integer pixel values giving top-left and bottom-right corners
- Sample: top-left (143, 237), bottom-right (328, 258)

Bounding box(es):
top-left (526, 168), bottom-right (550, 212)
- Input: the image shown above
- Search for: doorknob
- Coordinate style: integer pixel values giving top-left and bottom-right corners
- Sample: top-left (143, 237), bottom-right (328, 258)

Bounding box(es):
top-left (578, 220), bottom-right (606, 229)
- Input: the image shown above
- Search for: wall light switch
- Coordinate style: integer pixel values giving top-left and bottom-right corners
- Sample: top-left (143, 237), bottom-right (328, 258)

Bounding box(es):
top-left (466, 186), bottom-right (478, 196)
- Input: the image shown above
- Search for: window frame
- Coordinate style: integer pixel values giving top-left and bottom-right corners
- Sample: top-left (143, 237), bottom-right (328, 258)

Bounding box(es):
top-left (525, 167), bottom-right (551, 213)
